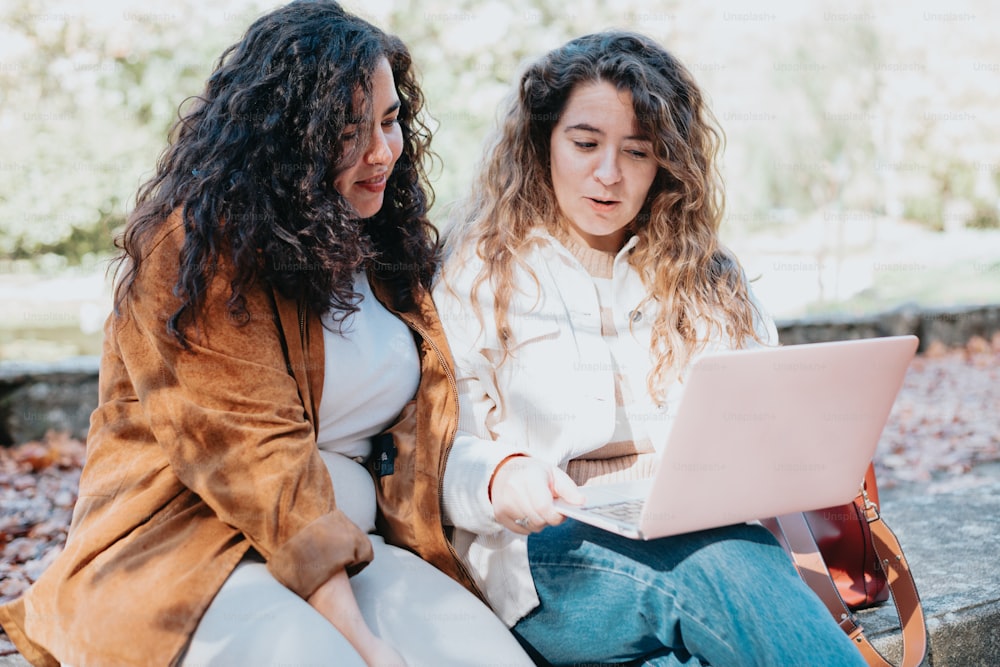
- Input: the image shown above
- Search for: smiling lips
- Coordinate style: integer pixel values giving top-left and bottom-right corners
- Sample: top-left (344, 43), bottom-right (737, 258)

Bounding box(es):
top-left (357, 173), bottom-right (388, 193)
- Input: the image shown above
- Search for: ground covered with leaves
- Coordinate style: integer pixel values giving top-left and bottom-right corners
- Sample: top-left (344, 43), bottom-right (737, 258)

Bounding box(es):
top-left (1, 337), bottom-right (999, 655)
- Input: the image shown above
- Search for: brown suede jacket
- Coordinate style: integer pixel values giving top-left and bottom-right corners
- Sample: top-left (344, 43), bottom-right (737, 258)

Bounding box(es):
top-left (0, 217), bottom-right (475, 666)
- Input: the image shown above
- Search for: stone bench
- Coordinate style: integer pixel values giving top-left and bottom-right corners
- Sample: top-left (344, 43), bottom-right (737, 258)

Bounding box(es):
top-left (860, 461), bottom-right (1000, 666)
top-left (3, 305), bottom-right (999, 665)
top-left (4, 463), bottom-right (998, 666)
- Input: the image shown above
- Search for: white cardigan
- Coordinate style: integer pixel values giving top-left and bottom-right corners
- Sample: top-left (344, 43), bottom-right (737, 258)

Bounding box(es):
top-left (433, 229), bottom-right (778, 626)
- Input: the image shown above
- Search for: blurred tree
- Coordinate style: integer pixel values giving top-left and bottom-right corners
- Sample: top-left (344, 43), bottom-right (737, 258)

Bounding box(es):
top-left (0, 0), bottom-right (273, 263)
top-left (0, 0), bottom-right (997, 268)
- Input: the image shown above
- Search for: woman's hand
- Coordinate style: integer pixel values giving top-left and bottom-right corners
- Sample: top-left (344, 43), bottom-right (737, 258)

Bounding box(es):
top-left (308, 569), bottom-right (408, 666)
top-left (490, 455), bottom-right (585, 534)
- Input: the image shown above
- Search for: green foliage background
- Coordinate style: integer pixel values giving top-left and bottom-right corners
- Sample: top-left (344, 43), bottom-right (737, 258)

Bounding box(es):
top-left (1, 0), bottom-right (998, 266)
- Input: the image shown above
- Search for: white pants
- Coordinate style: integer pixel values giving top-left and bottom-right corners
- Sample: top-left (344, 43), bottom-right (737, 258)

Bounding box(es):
top-left (180, 537), bottom-right (532, 666)
top-left (180, 453), bottom-right (532, 666)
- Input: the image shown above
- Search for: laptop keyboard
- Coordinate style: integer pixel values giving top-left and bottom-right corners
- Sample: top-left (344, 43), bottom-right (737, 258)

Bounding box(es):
top-left (588, 499), bottom-right (644, 524)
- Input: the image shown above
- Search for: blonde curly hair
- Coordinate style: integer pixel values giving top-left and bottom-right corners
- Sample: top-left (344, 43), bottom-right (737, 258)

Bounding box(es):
top-left (441, 30), bottom-right (764, 402)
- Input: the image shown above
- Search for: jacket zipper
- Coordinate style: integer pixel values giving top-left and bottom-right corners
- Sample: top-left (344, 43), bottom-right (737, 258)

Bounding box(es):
top-left (298, 299), bottom-right (306, 339)
top-left (404, 313), bottom-right (484, 600)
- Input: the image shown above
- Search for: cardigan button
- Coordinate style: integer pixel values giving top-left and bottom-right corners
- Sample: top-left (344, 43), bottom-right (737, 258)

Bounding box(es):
top-left (628, 310), bottom-right (643, 322)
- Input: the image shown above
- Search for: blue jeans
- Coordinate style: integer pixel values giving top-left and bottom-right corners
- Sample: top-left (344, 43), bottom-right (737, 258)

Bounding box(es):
top-left (511, 520), bottom-right (866, 667)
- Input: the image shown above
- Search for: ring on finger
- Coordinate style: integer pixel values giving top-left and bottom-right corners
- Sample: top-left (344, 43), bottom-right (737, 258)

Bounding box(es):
top-left (514, 516), bottom-right (531, 528)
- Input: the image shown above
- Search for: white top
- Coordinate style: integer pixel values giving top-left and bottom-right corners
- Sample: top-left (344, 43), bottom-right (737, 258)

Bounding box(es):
top-left (433, 230), bottom-right (778, 626)
top-left (315, 272), bottom-right (420, 532)
top-left (555, 231), bottom-right (658, 486)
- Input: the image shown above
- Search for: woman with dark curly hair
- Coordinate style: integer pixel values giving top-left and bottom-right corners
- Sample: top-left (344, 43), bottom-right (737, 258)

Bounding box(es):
top-left (0, 2), bottom-right (530, 666)
top-left (432, 31), bottom-right (867, 665)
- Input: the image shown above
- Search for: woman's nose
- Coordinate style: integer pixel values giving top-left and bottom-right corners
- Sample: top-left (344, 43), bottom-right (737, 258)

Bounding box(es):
top-left (365, 127), bottom-right (392, 165)
top-left (594, 149), bottom-right (622, 185)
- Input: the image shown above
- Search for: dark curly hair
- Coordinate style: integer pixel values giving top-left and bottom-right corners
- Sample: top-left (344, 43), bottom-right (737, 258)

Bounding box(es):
top-left (114, 0), bottom-right (438, 346)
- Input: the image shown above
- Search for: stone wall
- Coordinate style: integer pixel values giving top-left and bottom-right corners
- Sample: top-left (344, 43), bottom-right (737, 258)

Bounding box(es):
top-left (0, 357), bottom-right (99, 446)
top-left (776, 302), bottom-right (1000, 349)
top-left (1, 303), bottom-right (998, 446)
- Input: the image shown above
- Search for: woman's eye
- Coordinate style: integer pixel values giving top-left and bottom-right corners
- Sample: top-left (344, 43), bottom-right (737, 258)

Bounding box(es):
top-left (627, 150), bottom-right (648, 159)
top-left (342, 121), bottom-right (361, 140)
top-left (382, 117), bottom-right (399, 128)
top-left (573, 141), bottom-right (597, 149)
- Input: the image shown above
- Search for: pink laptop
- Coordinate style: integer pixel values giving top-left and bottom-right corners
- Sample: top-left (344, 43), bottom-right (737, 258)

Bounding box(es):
top-left (555, 335), bottom-right (918, 540)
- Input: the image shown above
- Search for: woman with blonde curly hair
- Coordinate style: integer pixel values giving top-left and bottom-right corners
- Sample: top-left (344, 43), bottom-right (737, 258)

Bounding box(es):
top-left (433, 31), bottom-right (866, 666)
